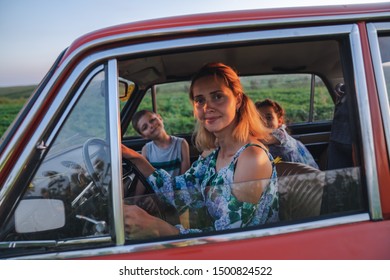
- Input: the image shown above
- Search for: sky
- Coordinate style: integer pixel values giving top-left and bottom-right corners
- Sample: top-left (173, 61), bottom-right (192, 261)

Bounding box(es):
top-left (0, 0), bottom-right (389, 87)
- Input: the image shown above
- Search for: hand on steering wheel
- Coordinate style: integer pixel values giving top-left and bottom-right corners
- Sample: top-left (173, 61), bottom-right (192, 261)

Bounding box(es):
top-left (122, 157), bottom-right (167, 222)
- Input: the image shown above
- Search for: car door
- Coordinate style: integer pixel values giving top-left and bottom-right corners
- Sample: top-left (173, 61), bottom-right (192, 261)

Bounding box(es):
top-left (0, 61), bottom-right (124, 258)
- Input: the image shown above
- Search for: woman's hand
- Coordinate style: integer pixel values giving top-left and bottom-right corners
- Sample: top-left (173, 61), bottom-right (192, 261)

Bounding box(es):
top-left (128, 195), bottom-right (159, 214)
top-left (124, 205), bottom-right (179, 238)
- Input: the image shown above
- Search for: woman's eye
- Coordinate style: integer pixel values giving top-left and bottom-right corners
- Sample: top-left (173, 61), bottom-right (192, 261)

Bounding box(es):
top-left (213, 94), bottom-right (222, 100)
top-left (194, 97), bottom-right (205, 105)
top-left (211, 92), bottom-right (224, 102)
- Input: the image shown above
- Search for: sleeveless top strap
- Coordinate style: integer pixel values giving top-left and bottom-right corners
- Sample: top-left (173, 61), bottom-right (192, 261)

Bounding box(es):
top-left (231, 143), bottom-right (274, 165)
top-left (229, 143), bottom-right (276, 179)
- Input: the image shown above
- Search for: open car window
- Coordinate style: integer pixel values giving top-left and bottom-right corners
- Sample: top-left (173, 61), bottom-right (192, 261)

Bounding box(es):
top-left (242, 74), bottom-right (333, 124)
top-left (114, 23), bottom-right (369, 246)
top-left (123, 74), bottom-right (333, 137)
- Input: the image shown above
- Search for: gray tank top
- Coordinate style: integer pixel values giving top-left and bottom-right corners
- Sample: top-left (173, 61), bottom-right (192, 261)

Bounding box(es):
top-left (145, 136), bottom-right (184, 177)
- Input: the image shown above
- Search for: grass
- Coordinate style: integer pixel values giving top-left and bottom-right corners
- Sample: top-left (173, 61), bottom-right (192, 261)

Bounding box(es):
top-left (0, 75), bottom-right (334, 138)
top-left (0, 85), bottom-right (36, 136)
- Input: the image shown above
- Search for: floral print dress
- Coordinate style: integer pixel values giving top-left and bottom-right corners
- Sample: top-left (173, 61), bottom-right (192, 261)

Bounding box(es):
top-left (147, 143), bottom-right (279, 234)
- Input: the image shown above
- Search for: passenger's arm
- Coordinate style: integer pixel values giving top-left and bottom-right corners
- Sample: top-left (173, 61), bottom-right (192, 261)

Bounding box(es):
top-left (180, 139), bottom-right (191, 174)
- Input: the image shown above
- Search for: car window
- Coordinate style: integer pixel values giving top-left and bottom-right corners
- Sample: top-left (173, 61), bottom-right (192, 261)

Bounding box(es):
top-left (1, 69), bottom-right (112, 244)
top-left (124, 74), bottom-right (332, 138)
top-left (155, 82), bottom-right (195, 134)
top-left (378, 36), bottom-right (390, 102)
top-left (116, 32), bottom-right (368, 244)
top-left (123, 177), bottom-right (273, 240)
top-left (124, 81), bottom-right (195, 137)
top-left (377, 35), bottom-right (390, 157)
top-left (123, 166), bottom-right (364, 241)
top-left (243, 74), bottom-right (333, 124)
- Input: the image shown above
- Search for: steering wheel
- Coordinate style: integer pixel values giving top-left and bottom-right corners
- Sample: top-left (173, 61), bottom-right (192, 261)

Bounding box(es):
top-left (122, 158), bottom-right (154, 197)
top-left (122, 158), bottom-right (166, 218)
top-left (79, 139), bottom-right (176, 232)
top-left (82, 137), bottom-right (110, 196)
top-left (66, 137), bottom-right (111, 235)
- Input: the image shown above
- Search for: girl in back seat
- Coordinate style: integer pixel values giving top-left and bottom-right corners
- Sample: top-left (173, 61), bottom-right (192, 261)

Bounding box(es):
top-left (256, 98), bottom-right (319, 169)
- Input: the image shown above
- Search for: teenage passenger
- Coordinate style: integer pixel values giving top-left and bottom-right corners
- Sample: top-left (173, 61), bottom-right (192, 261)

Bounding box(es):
top-left (255, 98), bottom-right (318, 169)
top-left (132, 109), bottom-right (190, 176)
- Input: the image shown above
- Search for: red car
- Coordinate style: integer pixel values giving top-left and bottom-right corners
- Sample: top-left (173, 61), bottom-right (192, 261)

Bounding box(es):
top-left (1, 3), bottom-right (389, 259)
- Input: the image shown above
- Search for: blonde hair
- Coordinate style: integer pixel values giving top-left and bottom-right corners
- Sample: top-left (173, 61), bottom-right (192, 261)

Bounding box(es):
top-left (189, 62), bottom-right (268, 151)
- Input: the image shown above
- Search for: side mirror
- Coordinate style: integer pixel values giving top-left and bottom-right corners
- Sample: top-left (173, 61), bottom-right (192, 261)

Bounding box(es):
top-left (119, 78), bottom-right (135, 102)
top-left (15, 199), bottom-right (65, 233)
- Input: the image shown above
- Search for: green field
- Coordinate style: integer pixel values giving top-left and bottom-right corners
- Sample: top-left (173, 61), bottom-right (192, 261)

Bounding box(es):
top-left (0, 85), bottom-right (36, 136)
top-left (0, 75), bottom-right (334, 138)
top-left (145, 75), bottom-right (334, 136)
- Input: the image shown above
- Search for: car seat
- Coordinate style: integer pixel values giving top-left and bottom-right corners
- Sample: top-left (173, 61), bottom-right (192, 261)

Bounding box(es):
top-left (275, 161), bottom-right (325, 221)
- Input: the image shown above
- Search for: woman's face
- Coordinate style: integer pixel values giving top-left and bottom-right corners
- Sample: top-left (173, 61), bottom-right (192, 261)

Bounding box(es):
top-left (192, 75), bottom-right (240, 134)
top-left (258, 105), bottom-right (281, 129)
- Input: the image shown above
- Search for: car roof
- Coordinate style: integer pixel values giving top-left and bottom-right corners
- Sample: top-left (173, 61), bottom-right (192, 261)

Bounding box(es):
top-left (56, 3), bottom-right (390, 91)
top-left (62, 3), bottom-right (390, 62)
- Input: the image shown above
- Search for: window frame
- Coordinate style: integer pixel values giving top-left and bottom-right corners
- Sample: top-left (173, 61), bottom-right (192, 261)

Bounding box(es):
top-left (0, 64), bottom-right (119, 256)
top-left (367, 22), bottom-right (390, 163)
top-left (111, 23), bottom-right (378, 247)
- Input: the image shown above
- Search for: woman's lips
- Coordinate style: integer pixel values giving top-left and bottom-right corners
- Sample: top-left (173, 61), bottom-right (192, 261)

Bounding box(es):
top-left (205, 116), bottom-right (219, 124)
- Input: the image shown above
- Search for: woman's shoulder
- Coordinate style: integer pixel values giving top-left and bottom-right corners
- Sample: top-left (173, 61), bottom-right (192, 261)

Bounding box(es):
top-left (241, 142), bottom-right (270, 161)
top-left (232, 141), bottom-right (272, 167)
top-left (234, 142), bottom-right (273, 182)
top-left (242, 140), bottom-right (269, 153)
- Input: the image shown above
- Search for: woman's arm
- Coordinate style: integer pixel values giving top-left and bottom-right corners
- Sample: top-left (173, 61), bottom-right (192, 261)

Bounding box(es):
top-left (122, 144), bottom-right (156, 196)
top-left (235, 144), bottom-right (272, 182)
top-left (232, 144), bottom-right (272, 203)
top-left (122, 144), bottom-right (155, 178)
